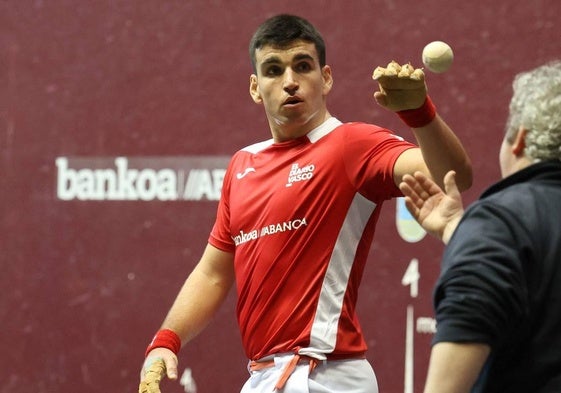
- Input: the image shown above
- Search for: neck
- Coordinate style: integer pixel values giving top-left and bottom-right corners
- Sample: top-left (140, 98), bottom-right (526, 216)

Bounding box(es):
top-left (270, 110), bottom-right (331, 142)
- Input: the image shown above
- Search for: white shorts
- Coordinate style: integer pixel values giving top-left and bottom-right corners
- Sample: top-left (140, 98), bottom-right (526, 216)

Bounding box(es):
top-left (240, 354), bottom-right (379, 393)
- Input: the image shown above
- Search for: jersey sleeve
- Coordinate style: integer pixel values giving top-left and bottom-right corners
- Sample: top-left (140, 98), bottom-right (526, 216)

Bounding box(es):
top-left (208, 158), bottom-right (236, 253)
top-left (341, 123), bottom-right (416, 201)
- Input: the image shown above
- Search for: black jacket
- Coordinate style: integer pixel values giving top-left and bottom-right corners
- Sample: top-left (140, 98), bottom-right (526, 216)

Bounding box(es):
top-left (433, 160), bottom-right (561, 392)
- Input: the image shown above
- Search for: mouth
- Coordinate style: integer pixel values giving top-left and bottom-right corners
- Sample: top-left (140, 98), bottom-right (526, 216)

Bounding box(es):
top-left (283, 96), bottom-right (303, 106)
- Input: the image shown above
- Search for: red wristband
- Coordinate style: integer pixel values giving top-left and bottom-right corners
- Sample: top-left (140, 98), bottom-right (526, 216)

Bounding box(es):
top-left (145, 329), bottom-right (181, 357)
top-left (397, 96), bottom-right (436, 128)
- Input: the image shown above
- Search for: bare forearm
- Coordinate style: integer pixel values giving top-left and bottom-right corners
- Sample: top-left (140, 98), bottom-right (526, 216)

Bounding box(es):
top-left (160, 245), bottom-right (235, 345)
top-left (413, 115), bottom-right (473, 191)
top-left (423, 342), bottom-right (490, 393)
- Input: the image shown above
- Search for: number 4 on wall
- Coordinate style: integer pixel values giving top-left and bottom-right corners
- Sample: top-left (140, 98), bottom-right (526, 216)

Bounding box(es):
top-left (401, 258), bottom-right (419, 298)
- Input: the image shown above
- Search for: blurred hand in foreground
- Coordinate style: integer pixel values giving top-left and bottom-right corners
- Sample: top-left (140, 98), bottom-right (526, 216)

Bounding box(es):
top-left (399, 170), bottom-right (464, 244)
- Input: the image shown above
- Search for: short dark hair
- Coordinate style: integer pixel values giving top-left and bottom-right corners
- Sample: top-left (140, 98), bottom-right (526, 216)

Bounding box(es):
top-left (249, 14), bottom-right (326, 72)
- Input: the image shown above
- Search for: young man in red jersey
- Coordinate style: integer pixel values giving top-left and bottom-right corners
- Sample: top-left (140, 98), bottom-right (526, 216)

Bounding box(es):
top-left (140, 14), bottom-right (472, 393)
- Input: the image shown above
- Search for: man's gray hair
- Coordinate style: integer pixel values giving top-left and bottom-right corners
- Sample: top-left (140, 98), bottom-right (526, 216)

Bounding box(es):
top-left (505, 60), bottom-right (561, 161)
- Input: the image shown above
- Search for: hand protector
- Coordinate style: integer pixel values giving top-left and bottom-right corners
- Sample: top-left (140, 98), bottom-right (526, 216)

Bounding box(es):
top-left (372, 61), bottom-right (427, 112)
top-left (139, 349), bottom-right (177, 393)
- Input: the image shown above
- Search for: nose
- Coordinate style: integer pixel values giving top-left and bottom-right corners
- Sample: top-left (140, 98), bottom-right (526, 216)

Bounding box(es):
top-left (283, 69), bottom-right (299, 93)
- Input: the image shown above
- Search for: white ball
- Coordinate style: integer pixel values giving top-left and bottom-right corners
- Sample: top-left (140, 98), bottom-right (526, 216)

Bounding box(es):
top-left (422, 41), bottom-right (454, 73)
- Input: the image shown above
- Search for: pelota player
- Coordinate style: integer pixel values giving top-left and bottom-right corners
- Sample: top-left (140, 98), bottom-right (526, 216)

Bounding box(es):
top-left (139, 13), bottom-right (472, 393)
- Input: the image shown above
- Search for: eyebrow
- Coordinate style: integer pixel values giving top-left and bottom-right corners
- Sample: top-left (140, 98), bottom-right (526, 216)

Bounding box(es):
top-left (293, 53), bottom-right (315, 63)
top-left (260, 53), bottom-right (316, 67)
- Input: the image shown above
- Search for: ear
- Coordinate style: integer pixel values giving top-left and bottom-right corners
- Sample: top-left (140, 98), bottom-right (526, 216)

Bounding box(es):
top-left (512, 126), bottom-right (528, 156)
top-left (249, 74), bottom-right (262, 104)
top-left (322, 65), bottom-right (333, 95)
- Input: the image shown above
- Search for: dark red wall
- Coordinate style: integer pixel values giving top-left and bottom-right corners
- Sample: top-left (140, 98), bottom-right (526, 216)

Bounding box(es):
top-left (2, 1), bottom-right (559, 392)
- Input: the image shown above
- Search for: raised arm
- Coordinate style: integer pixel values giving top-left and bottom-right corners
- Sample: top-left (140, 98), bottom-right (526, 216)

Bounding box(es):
top-left (373, 61), bottom-right (473, 191)
top-left (139, 244), bottom-right (235, 393)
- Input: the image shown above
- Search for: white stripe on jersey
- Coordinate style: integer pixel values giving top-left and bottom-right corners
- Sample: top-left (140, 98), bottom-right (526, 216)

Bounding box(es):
top-left (300, 192), bottom-right (377, 357)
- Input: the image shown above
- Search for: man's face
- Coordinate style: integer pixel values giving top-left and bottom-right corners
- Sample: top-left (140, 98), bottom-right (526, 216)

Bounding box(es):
top-left (249, 40), bottom-right (333, 142)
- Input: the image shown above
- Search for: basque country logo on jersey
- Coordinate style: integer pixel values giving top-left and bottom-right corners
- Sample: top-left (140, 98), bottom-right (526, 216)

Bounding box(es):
top-left (286, 162), bottom-right (315, 187)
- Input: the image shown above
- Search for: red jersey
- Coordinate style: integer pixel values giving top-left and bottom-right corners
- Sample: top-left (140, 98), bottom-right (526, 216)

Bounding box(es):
top-left (209, 117), bottom-right (415, 360)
